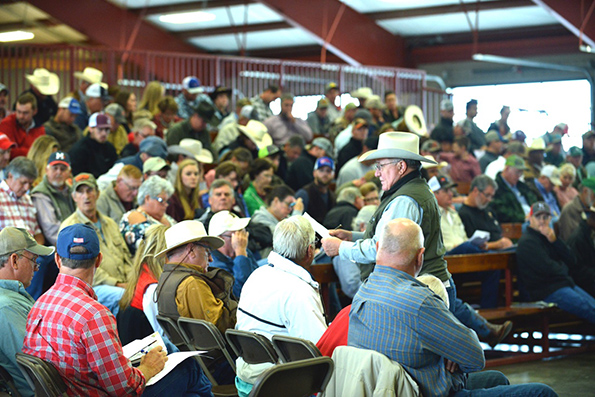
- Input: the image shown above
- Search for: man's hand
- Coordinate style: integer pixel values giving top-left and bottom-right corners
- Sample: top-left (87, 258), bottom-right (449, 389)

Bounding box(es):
top-left (137, 346), bottom-right (168, 381)
top-left (232, 230), bottom-right (249, 257)
top-left (321, 237), bottom-right (342, 257)
top-left (329, 229), bottom-right (352, 241)
top-left (537, 225), bottom-right (556, 243)
top-left (444, 359), bottom-right (459, 373)
top-left (293, 197), bottom-right (304, 213)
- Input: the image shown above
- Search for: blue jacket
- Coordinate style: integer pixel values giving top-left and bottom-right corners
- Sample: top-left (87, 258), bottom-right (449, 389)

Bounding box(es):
top-left (210, 249), bottom-right (259, 298)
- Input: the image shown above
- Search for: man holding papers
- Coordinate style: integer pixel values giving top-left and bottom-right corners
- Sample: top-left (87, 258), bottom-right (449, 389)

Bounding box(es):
top-left (23, 224), bottom-right (212, 396)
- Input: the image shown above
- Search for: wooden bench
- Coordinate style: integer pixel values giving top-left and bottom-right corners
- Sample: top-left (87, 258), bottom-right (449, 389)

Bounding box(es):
top-left (500, 223), bottom-right (523, 240)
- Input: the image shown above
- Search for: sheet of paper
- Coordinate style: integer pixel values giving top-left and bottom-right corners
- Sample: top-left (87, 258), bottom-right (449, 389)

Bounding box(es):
top-left (468, 230), bottom-right (490, 247)
top-left (303, 212), bottom-right (330, 239)
top-left (146, 351), bottom-right (204, 386)
top-left (123, 332), bottom-right (168, 361)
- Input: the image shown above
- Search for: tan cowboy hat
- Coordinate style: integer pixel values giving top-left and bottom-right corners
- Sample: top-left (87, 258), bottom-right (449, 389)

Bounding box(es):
top-left (350, 87), bottom-right (373, 99)
top-left (358, 132), bottom-right (437, 164)
top-left (528, 137), bottom-right (546, 152)
top-left (421, 155), bottom-right (447, 169)
top-left (168, 138), bottom-right (213, 164)
top-left (25, 68), bottom-right (60, 96)
top-left (156, 220), bottom-right (224, 259)
top-left (73, 67), bottom-right (104, 85)
top-left (238, 120), bottom-right (272, 149)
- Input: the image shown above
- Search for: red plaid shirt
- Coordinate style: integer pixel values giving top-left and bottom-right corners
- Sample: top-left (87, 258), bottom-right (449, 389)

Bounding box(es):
top-left (23, 274), bottom-right (146, 396)
top-left (0, 180), bottom-right (41, 235)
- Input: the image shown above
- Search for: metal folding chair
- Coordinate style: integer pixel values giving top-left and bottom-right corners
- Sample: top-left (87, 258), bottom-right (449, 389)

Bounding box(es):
top-left (225, 329), bottom-right (278, 365)
top-left (271, 334), bottom-right (322, 363)
top-left (14, 353), bottom-right (66, 397)
top-left (0, 364), bottom-right (22, 397)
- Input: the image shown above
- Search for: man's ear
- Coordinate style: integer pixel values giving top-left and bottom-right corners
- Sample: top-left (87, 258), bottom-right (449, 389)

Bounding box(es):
top-left (414, 247), bottom-right (425, 275)
top-left (54, 253), bottom-right (62, 270)
top-left (94, 253), bottom-right (103, 269)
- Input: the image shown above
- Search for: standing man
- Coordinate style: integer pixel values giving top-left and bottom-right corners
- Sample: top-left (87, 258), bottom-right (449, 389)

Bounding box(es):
top-left (175, 76), bottom-right (205, 119)
top-left (251, 85), bottom-right (281, 122)
top-left (430, 99), bottom-right (455, 153)
top-left (0, 227), bottom-right (54, 397)
top-left (322, 132), bottom-right (511, 348)
top-left (21, 68), bottom-right (59, 126)
top-left (382, 90), bottom-right (405, 124)
top-left (0, 93), bottom-right (45, 159)
top-left (295, 157), bottom-right (336, 223)
top-left (324, 82), bottom-right (341, 122)
top-left (459, 99), bottom-right (486, 152)
top-left (167, 102), bottom-right (216, 158)
top-left (44, 96), bottom-right (82, 152)
top-left (264, 93), bottom-right (313, 146)
top-left (348, 218), bottom-right (557, 397)
top-left (488, 106), bottom-right (511, 139)
top-left (31, 152), bottom-right (75, 246)
top-left (306, 98), bottom-right (331, 136)
top-left (69, 112), bottom-right (118, 178)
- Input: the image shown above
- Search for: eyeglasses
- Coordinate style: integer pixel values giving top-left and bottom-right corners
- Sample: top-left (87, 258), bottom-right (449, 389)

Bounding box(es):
top-left (283, 200), bottom-right (296, 209)
top-left (373, 161), bottom-right (400, 172)
top-left (152, 196), bottom-right (167, 204)
top-left (19, 252), bottom-right (39, 271)
top-left (478, 190), bottom-right (495, 200)
top-left (364, 196), bottom-right (379, 203)
top-left (119, 179), bottom-right (140, 192)
top-left (194, 243), bottom-right (212, 258)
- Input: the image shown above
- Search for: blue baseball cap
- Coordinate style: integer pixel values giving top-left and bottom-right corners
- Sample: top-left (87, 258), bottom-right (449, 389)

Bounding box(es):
top-left (139, 136), bottom-right (168, 159)
top-left (314, 156), bottom-right (335, 171)
top-left (57, 224), bottom-right (100, 260)
top-left (58, 97), bottom-right (81, 115)
top-left (182, 76), bottom-right (204, 94)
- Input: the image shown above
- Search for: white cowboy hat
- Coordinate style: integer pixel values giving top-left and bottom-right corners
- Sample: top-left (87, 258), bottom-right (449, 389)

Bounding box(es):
top-left (350, 87), bottom-right (373, 99)
top-left (168, 138), bottom-right (213, 164)
top-left (25, 68), bottom-right (60, 96)
top-left (421, 155), bottom-right (447, 169)
top-left (238, 120), bottom-right (272, 149)
top-left (156, 220), bottom-right (224, 259)
top-left (358, 132), bottom-right (437, 164)
top-left (208, 211), bottom-right (250, 237)
top-left (73, 67), bottom-right (104, 85)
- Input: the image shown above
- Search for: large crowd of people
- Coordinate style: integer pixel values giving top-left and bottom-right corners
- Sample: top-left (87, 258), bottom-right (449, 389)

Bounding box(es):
top-left (1, 67), bottom-right (594, 396)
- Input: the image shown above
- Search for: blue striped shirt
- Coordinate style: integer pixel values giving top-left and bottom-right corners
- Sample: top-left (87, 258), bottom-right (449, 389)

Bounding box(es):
top-left (348, 266), bottom-right (484, 397)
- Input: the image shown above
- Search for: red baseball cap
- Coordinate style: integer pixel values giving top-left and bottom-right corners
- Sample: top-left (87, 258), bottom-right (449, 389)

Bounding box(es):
top-left (0, 134), bottom-right (16, 151)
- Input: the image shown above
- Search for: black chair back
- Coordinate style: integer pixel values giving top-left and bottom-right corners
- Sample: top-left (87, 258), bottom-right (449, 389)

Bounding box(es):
top-left (271, 335), bottom-right (322, 363)
top-left (116, 306), bottom-right (155, 346)
top-left (15, 353), bottom-right (66, 397)
top-left (248, 357), bottom-right (334, 397)
top-left (225, 329), bottom-right (278, 365)
top-left (155, 314), bottom-right (189, 350)
top-left (0, 364), bottom-right (22, 397)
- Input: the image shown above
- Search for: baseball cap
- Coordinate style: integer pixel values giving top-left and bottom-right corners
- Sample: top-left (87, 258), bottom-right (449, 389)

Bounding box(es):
top-left (314, 156), bottom-right (335, 171)
top-left (325, 82), bottom-right (339, 93)
top-left (583, 131), bottom-right (595, 139)
top-left (85, 83), bottom-right (108, 99)
top-left (47, 151), bottom-right (71, 167)
top-left (143, 157), bottom-right (170, 174)
top-left (311, 137), bottom-right (333, 156)
top-left (0, 134), bottom-right (16, 151)
top-left (239, 105), bottom-right (256, 120)
top-left (353, 117), bottom-right (369, 130)
top-left (57, 224), bottom-right (100, 260)
top-left (485, 130), bottom-right (507, 144)
top-left (512, 130), bottom-right (527, 141)
top-left (88, 112), bottom-right (111, 129)
top-left (72, 173), bottom-right (97, 191)
top-left (182, 76), bottom-right (204, 94)
top-left (421, 139), bottom-right (440, 153)
top-left (317, 98), bottom-right (330, 109)
top-left (0, 227), bottom-right (55, 257)
top-left (530, 201), bottom-right (551, 217)
top-left (258, 145), bottom-right (281, 159)
top-left (139, 136), bottom-right (168, 159)
top-left (0, 83), bottom-right (8, 94)
top-left (105, 103), bottom-right (127, 125)
top-left (58, 97), bottom-right (82, 115)
top-left (133, 118), bottom-right (157, 132)
top-left (208, 210), bottom-right (250, 237)
top-left (429, 175), bottom-right (457, 192)
top-left (582, 178), bottom-right (595, 193)
top-left (505, 155), bottom-right (528, 170)
top-left (540, 165), bottom-right (562, 186)
top-left (344, 103), bottom-right (357, 112)
top-left (440, 99), bottom-right (453, 111)
top-left (528, 138), bottom-right (546, 152)
top-left (569, 146), bottom-right (582, 157)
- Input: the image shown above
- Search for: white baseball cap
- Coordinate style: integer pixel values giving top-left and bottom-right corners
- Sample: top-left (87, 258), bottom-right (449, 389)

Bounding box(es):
top-left (208, 211), bottom-right (250, 237)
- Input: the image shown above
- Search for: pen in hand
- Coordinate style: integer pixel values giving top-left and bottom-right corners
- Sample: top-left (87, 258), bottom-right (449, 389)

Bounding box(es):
top-left (140, 340), bottom-right (158, 355)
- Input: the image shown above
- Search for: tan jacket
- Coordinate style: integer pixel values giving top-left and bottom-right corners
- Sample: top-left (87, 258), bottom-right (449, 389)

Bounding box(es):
top-left (60, 209), bottom-right (132, 286)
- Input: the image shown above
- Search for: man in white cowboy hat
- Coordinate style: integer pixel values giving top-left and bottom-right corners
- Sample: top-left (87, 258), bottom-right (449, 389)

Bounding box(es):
top-left (208, 210), bottom-right (258, 298)
top-left (155, 220), bottom-right (237, 334)
top-left (322, 131), bottom-right (513, 347)
top-left (219, 120), bottom-right (271, 159)
top-left (0, 93), bottom-right (46, 159)
top-left (350, 87), bottom-right (373, 108)
top-left (71, 67), bottom-right (105, 123)
top-left (264, 92), bottom-right (313, 146)
top-left (18, 68), bottom-right (59, 126)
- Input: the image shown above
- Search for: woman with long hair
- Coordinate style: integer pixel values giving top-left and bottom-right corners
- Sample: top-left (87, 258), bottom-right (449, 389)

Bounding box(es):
top-left (27, 135), bottom-right (59, 187)
top-left (167, 158), bottom-right (202, 221)
top-left (115, 90), bottom-right (137, 132)
top-left (139, 81), bottom-right (164, 116)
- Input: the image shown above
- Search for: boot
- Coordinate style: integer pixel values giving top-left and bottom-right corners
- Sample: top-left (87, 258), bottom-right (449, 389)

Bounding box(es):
top-left (483, 320), bottom-right (513, 348)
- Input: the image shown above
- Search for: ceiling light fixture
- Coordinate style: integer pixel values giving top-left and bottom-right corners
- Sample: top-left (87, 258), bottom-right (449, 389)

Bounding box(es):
top-left (579, 44), bottom-right (593, 53)
top-left (159, 11), bottom-right (216, 25)
top-left (0, 30), bottom-right (34, 43)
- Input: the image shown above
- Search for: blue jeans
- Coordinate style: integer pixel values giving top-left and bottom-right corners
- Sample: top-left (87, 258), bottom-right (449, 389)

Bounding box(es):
top-left (94, 285), bottom-right (125, 317)
top-left (453, 370), bottom-right (557, 396)
top-left (544, 286), bottom-right (595, 323)
top-left (144, 357), bottom-right (213, 397)
top-left (447, 278), bottom-right (491, 338)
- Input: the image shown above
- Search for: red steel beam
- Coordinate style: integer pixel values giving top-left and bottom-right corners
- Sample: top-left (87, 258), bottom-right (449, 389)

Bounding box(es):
top-left (260, 0), bottom-right (408, 67)
top-left (532, 0), bottom-right (595, 48)
top-left (27, 0), bottom-right (201, 53)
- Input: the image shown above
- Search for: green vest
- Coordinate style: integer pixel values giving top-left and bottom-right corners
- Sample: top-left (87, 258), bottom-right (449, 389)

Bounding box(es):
top-left (361, 176), bottom-right (449, 282)
top-left (31, 176), bottom-right (75, 222)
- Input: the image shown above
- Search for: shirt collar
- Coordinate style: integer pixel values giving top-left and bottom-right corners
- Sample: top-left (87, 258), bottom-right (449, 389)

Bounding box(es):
top-left (0, 279), bottom-right (35, 302)
top-left (267, 251), bottom-right (319, 289)
top-left (0, 179), bottom-right (20, 200)
top-left (56, 273), bottom-right (97, 300)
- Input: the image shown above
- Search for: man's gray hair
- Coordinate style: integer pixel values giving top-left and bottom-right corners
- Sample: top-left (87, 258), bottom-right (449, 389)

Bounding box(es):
top-left (137, 175), bottom-right (174, 205)
top-left (273, 216), bottom-right (315, 261)
top-left (352, 205), bottom-right (377, 231)
top-left (470, 174), bottom-right (497, 193)
top-left (378, 219), bottom-right (424, 265)
top-left (209, 179), bottom-right (233, 196)
top-left (337, 186), bottom-right (362, 205)
top-left (5, 157), bottom-right (37, 180)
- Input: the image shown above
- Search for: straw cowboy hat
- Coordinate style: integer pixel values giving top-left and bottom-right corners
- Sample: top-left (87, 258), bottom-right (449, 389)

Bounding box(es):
top-left (156, 220), bottom-right (224, 259)
top-left (350, 87), bottom-right (373, 99)
top-left (358, 132), bottom-right (437, 164)
top-left (168, 138), bottom-right (214, 164)
top-left (25, 68), bottom-right (60, 96)
top-left (238, 120), bottom-right (272, 149)
top-left (73, 67), bottom-right (104, 85)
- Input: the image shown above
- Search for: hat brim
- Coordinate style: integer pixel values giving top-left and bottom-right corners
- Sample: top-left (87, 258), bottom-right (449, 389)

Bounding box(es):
top-left (187, 87), bottom-right (204, 94)
top-left (359, 148), bottom-right (437, 164)
top-left (156, 235), bottom-right (224, 259)
top-left (48, 160), bottom-right (71, 168)
top-left (26, 73), bottom-right (60, 96)
top-left (27, 244), bottom-right (55, 257)
top-left (0, 141), bottom-right (16, 150)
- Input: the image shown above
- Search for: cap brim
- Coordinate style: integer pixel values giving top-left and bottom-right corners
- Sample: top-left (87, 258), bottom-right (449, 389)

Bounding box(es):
top-left (27, 244), bottom-right (55, 256)
top-left (187, 87), bottom-right (204, 94)
top-left (48, 160), bottom-right (71, 168)
top-left (358, 148), bottom-right (437, 164)
top-left (156, 235), bottom-right (224, 259)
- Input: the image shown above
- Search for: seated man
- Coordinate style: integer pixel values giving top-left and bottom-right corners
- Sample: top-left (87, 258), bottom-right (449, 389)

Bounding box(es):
top-left (517, 202), bottom-right (595, 323)
top-left (96, 164), bottom-right (142, 224)
top-left (295, 156), bottom-right (336, 224)
top-left (439, 136), bottom-right (481, 184)
top-left (208, 210), bottom-right (258, 298)
top-left (567, 207), bottom-right (595, 297)
top-left (43, 96), bottom-right (82, 152)
top-left (323, 186), bottom-right (364, 230)
top-left (235, 216), bottom-right (328, 396)
top-left (558, 178), bottom-right (595, 241)
top-left (22, 224), bottom-right (212, 396)
top-left (349, 218), bottom-right (557, 397)
top-left (69, 112), bottom-right (118, 178)
top-left (527, 164), bottom-right (562, 220)
top-left (0, 227), bottom-right (54, 397)
top-left (60, 173), bottom-right (132, 315)
top-left (0, 93), bottom-right (45, 159)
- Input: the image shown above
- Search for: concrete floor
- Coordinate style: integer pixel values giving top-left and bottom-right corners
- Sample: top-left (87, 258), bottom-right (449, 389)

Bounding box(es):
top-left (491, 350), bottom-right (595, 397)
